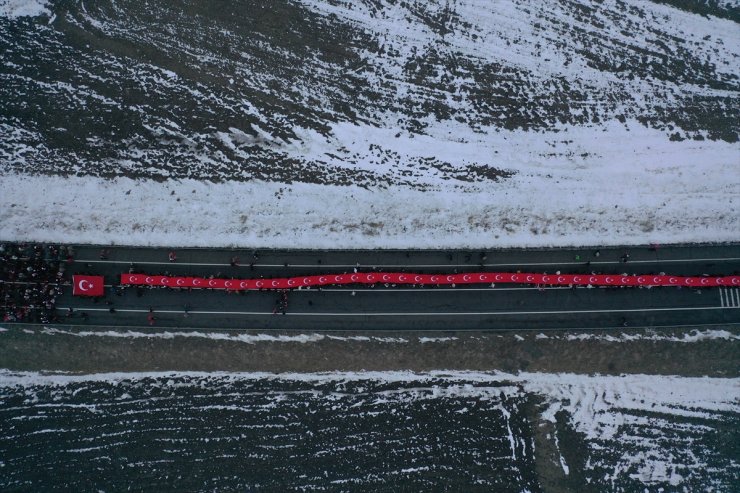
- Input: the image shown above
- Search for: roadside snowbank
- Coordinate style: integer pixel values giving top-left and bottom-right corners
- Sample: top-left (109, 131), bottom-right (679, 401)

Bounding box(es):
top-left (1, 124), bottom-right (738, 249)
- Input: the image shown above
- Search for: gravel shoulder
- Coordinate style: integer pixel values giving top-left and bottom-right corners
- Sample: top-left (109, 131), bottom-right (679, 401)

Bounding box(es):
top-left (1, 326), bottom-right (737, 377)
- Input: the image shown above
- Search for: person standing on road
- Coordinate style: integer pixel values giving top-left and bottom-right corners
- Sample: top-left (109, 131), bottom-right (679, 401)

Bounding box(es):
top-left (147, 307), bottom-right (156, 326)
top-left (168, 251), bottom-right (177, 262)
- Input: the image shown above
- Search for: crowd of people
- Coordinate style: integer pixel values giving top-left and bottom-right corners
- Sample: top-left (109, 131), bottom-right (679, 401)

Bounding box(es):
top-left (1, 243), bottom-right (69, 323)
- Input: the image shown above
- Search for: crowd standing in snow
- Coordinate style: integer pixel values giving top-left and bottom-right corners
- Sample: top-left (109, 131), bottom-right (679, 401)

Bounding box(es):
top-left (1, 243), bottom-right (68, 323)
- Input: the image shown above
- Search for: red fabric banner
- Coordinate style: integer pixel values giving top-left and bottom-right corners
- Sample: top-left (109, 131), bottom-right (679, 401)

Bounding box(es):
top-left (73, 275), bottom-right (105, 297)
top-left (119, 272), bottom-right (740, 290)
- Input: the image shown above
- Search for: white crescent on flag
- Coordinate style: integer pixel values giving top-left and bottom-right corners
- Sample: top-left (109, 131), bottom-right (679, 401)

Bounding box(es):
top-left (78, 280), bottom-right (92, 292)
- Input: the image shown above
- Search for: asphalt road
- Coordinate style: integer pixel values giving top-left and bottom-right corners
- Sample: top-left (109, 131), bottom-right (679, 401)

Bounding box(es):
top-left (37, 244), bottom-right (740, 331)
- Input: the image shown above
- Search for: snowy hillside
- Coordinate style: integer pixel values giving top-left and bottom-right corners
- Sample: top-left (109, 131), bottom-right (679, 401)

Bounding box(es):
top-left (0, 0), bottom-right (738, 247)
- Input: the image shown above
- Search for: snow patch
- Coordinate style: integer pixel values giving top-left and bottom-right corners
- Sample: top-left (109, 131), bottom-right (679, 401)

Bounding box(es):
top-left (0, 0), bottom-right (49, 18)
top-left (564, 329), bottom-right (740, 343)
top-left (36, 327), bottom-right (408, 344)
top-left (418, 337), bottom-right (458, 343)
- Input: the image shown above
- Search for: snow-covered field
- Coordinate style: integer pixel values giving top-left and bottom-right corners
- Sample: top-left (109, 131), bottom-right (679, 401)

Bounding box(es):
top-left (1, 0), bottom-right (738, 248)
top-left (0, 369), bottom-right (737, 490)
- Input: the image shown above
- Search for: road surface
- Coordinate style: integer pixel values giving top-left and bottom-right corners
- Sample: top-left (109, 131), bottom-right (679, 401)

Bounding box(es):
top-left (34, 243), bottom-right (740, 331)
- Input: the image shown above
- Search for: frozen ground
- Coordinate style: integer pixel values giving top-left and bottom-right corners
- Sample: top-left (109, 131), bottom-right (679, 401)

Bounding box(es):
top-left (1, 0), bottom-right (739, 248)
top-left (0, 369), bottom-right (737, 491)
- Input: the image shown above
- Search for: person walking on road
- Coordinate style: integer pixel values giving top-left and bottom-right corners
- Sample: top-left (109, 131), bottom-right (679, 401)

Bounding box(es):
top-left (168, 251), bottom-right (177, 262)
top-left (147, 307), bottom-right (156, 326)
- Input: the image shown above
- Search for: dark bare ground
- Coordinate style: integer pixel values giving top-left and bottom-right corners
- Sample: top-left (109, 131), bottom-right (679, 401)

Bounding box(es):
top-left (1, 326), bottom-right (736, 377)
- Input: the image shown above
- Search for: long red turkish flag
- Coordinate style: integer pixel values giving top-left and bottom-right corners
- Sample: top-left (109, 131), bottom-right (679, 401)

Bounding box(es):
top-left (72, 275), bottom-right (105, 297)
top-left (120, 272), bottom-right (740, 290)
